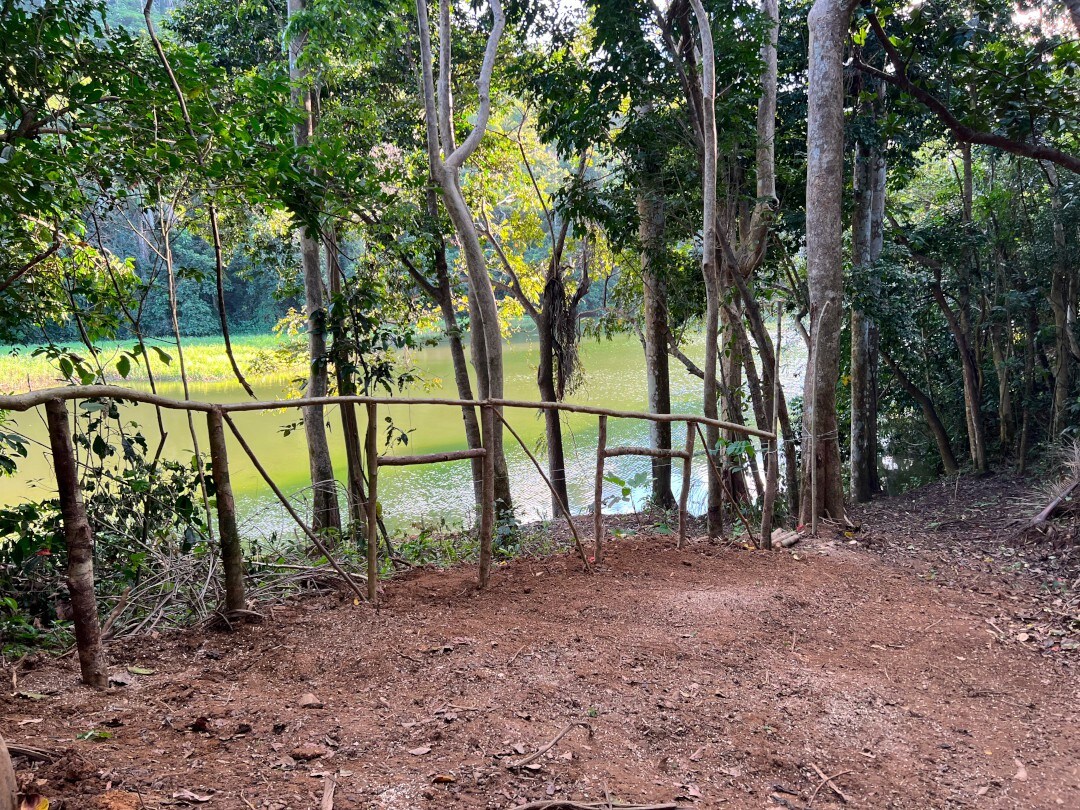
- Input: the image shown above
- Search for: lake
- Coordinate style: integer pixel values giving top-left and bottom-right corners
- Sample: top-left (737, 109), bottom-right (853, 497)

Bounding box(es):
top-left (1, 331), bottom-right (809, 540)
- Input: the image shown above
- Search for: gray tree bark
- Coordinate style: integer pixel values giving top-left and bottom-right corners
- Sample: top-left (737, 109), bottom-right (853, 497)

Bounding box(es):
top-left (417, 0), bottom-right (512, 514)
top-left (288, 0), bottom-right (341, 535)
top-left (800, 0), bottom-right (860, 525)
top-left (639, 185), bottom-right (675, 508)
top-left (850, 138), bottom-right (875, 502)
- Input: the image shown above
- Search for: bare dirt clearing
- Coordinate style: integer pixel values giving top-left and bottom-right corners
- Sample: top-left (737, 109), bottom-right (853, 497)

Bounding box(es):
top-left (3, 477), bottom-right (1079, 809)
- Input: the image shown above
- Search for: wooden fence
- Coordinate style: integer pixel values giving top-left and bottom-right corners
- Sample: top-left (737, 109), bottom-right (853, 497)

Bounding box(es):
top-left (0, 385), bottom-right (774, 687)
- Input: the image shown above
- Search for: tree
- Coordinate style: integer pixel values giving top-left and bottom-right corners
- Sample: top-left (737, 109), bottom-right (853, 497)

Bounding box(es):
top-left (474, 110), bottom-right (596, 513)
top-left (416, 0), bottom-right (514, 514)
top-left (801, 0), bottom-right (860, 526)
top-left (287, 0), bottom-right (342, 534)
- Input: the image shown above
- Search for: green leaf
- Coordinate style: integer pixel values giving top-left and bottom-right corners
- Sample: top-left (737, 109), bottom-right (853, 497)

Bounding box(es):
top-left (116, 355), bottom-right (131, 378)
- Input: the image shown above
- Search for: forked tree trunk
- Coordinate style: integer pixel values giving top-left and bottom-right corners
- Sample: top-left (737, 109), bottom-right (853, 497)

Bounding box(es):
top-left (416, 0), bottom-right (513, 515)
top-left (639, 185), bottom-right (675, 508)
top-left (288, 0), bottom-right (341, 535)
top-left (800, 0), bottom-right (859, 525)
top-left (45, 399), bottom-right (108, 689)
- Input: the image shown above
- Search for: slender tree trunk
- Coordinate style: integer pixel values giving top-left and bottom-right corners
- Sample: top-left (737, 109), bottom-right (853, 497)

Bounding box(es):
top-left (421, 188), bottom-right (485, 508)
top-left (867, 143), bottom-right (886, 493)
top-left (1019, 304), bottom-right (1037, 472)
top-left (690, 0), bottom-right (725, 537)
top-left (536, 315), bottom-right (569, 514)
top-left (45, 399), bottom-right (108, 689)
top-left (850, 139), bottom-right (874, 502)
top-left (639, 186), bottom-right (675, 508)
top-left (931, 282), bottom-right (987, 470)
top-left (325, 232), bottom-right (368, 534)
top-left (800, 0), bottom-right (858, 524)
top-left (416, 0), bottom-right (512, 515)
top-left (207, 409), bottom-right (245, 612)
top-left (1047, 165), bottom-right (1072, 435)
top-left (288, 0), bottom-right (340, 534)
top-left (991, 320), bottom-right (1014, 450)
top-left (881, 350), bottom-right (959, 474)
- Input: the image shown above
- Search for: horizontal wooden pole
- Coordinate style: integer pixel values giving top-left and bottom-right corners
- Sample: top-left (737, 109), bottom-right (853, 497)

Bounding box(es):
top-left (603, 446), bottom-right (691, 460)
top-left (377, 448), bottom-right (487, 467)
top-left (0, 386), bottom-right (773, 440)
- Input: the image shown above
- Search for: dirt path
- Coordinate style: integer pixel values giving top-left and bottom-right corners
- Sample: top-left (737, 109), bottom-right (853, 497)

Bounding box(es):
top-left (3, 483), bottom-right (1079, 809)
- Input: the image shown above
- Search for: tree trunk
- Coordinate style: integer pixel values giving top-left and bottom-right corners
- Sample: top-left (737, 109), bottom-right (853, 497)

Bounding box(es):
top-left (207, 409), bottom-right (245, 613)
top-left (800, 0), bottom-right (858, 525)
top-left (324, 232), bottom-right (371, 537)
top-left (536, 315), bottom-right (569, 514)
top-left (881, 350), bottom-right (959, 474)
top-left (1018, 304), bottom-right (1038, 472)
top-left (0, 735), bottom-right (15, 810)
top-left (867, 142), bottom-right (886, 494)
top-left (690, 0), bottom-right (725, 537)
top-left (416, 0), bottom-right (512, 516)
top-left (850, 139), bottom-right (874, 502)
top-left (639, 186), bottom-right (675, 508)
top-left (427, 188), bottom-right (485, 508)
top-left (1047, 165), bottom-right (1072, 435)
top-left (991, 320), bottom-right (1014, 450)
top-left (288, 0), bottom-right (340, 535)
top-left (45, 399), bottom-right (108, 689)
top-left (931, 282), bottom-right (987, 471)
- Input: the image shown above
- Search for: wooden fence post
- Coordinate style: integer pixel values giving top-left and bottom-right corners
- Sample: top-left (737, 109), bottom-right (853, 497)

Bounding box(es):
top-left (593, 414), bottom-right (607, 562)
top-left (478, 403), bottom-right (495, 588)
top-left (365, 402), bottom-right (378, 604)
top-left (207, 408), bottom-right (245, 612)
top-left (678, 423), bottom-right (696, 547)
top-left (44, 398), bottom-right (108, 689)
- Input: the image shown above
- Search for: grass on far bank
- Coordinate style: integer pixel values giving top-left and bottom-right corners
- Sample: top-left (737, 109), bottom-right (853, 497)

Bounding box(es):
top-left (0, 334), bottom-right (303, 391)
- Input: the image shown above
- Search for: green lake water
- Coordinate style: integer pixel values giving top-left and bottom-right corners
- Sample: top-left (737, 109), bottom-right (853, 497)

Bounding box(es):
top-left (1, 331), bottom-right (809, 537)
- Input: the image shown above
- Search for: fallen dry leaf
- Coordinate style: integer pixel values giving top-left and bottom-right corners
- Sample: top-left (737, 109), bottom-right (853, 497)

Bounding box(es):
top-left (170, 789), bottom-right (213, 804)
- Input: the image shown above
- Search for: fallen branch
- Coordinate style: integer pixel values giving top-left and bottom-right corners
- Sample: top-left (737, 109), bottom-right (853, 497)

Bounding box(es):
top-left (808, 764), bottom-right (850, 805)
top-left (5, 743), bottom-right (54, 763)
top-left (510, 802), bottom-right (678, 810)
top-left (506, 721), bottom-right (593, 770)
top-left (1023, 478), bottom-right (1080, 530)
top-left (320, 777), bottom-right (336, 810)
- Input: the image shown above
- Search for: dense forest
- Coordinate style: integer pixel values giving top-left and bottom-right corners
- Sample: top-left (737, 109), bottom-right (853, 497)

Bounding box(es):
top-left (4, 0), bottom-right (1079, 515)
top-left (2, 0), bottom-right (1080, 804)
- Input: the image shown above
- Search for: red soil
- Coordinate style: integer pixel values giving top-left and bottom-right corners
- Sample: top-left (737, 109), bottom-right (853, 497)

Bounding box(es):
top-left (3, 475), bottom-right (1078, 809)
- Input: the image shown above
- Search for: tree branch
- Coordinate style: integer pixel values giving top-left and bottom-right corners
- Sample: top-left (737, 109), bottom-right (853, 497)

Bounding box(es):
top-left (858, 12), bottom-right (1080, 175)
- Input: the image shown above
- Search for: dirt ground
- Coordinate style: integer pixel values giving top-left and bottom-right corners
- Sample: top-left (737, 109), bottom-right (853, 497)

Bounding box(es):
top-left (3, 474), bottom-right (1079, 809)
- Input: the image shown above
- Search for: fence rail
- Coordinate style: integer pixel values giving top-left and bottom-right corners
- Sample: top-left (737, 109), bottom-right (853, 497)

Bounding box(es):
top-left (3, 384), bottom-right (775, 688)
